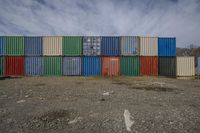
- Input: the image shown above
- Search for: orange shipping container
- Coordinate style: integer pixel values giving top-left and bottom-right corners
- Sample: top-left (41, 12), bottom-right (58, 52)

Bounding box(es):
top-left (140, 56), bottom-right (158, 76)
top-left (102, 57), bottom-right (120, 77)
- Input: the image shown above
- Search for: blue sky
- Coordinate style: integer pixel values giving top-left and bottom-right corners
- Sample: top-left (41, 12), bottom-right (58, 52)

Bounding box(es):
top-left (0, 0), bottom-right (200, 47)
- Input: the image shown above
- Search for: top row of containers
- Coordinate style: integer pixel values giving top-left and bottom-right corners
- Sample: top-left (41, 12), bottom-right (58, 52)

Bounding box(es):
top-left (0, 36), bottom-right (176, 56)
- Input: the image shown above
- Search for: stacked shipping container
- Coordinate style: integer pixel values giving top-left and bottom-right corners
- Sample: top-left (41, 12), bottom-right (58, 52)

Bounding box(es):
top-left (120, 36), bottom-right (140, 76)
top-left (82, 36), bottom-right (101, 76)
top-left (101, 37), bottom-right (120, 76)
top-left (0, 36), bottom-right (196, 78)
top-left (25, 37), bottom-right (43, 76)
top-left (140, 37), bottom-right (158, 76)
top-left (5, 36), bottom-right (24, 76)
top-left (63, 36), bottom-right (82, 76)
top-left (0, 37), bottom-right (4, 77)
top-left (158, 38), bottom-right (176, 77)
top-left (43, 36), bottom-right (62, 76)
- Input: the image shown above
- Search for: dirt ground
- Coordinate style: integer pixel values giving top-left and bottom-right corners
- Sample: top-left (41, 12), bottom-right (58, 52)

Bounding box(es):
top-left (0, 76), bottom-right (200, 133)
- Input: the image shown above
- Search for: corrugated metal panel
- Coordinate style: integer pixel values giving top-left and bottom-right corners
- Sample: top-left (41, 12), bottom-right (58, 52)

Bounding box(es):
top-left (83, 57), bottom-right (101, 76)
top-left (5, 36), bottom-right (24, 56)
top-left (44, 57), bottom-right (62, 76)
top-left (121, 36), bottom-right (139, 56)
top-left (140, 37), bottom-right (158, 56)
top-left (158, 57), bottom-right (176, 76)
top-left (0, 37), bottom-right (5, 56)
top-left (176, 57), bottom-right (195, 76)
top-left (101, 37), bottom-right (120, 56)
top-left (63, 36), bottom-right (82, 56)
top-left (0, 57), bottom-right (3, 76)
top-left (83, 36), bottom-right (101, 56)
top-left (25, 37), bottom-right (42, 56)
top-left (120, 56), bottom-right (140, 76)
top-left (43, 36), bottom-right (62, 56)
top-left (198, 57), bottom-right (200, 75)
top-left (140, 56), bottom-right (158, 76)
top-left (5, 56), bottom-right (24, 76)
top-left (102, 57), bottom-right (120, 76)
top-left (63, 57), bottom-right (81, 76)
top-left (25, 57), bottom-right (43, 76)
top-left (158, 38), bottom-right (176, 56)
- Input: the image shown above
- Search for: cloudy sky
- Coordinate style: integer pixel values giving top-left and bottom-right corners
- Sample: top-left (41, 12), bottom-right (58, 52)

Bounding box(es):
top-left (0, 0), bottom-right (199, 47)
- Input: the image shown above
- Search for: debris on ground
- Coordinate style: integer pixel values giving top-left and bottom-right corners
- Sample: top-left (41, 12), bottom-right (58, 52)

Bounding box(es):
top-left (124, 109), bottom-right (135, 132)
top-left (68, 117), bottom-right (83, 124)
top-left (103, 91), bottom-right (110, 96)
top-left (16, 99), bottom-right (26, 103)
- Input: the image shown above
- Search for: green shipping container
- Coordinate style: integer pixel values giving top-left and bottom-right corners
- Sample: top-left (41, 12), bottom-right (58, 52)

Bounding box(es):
top-left (63, 36), bottom-right (82, 56)
top-left (120, 56), bottom-right (140, 76)
top-left (0, 57), bottom-right (3, 76)
top-left (5, 36), bottom-right (24, 55)
top-left (44, 57), bottom-right (62, 76)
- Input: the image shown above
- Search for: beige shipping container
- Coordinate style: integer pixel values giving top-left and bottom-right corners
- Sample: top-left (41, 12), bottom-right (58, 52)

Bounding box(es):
top-left (43, 36), bottom-right (62, 56)
top-left (177, 57), bottom-right (195, 77)
top-left (140, 37), bottom-right (158, 56)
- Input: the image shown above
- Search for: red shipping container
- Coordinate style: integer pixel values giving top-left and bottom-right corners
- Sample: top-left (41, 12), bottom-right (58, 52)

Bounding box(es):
top-left (102, 57), bottom-right (120, 77)
top-left (140, 56), bottom-right (158, 76)
top-left (5, 56), bottom-right (24, 76)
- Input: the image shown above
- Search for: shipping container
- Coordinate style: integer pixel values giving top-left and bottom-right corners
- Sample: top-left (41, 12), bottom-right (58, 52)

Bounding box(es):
top-left (0, 37), bottom-right (5, 56)
top-left (176, 57), bottom-right (195, 77)
top-left (63, 36), bottom-right (82, 56)
top-left (5, 56), bottom-right (24, 76)
top-left (101, 37), bottom-right (120, 56)
top-left (120, 56), bottom-right (139, 76)
top-left (5, 36), bottom-right (24, 56)
top-left (25, 57), bottom-right (43, 76)
top-left (43, 36), bottom-right (62, 56)
top-left (102, 57), bottom-right (120, 76)
top-left (25, 37), bottom-right (42, 56)
top-left (63, 57), bottom-right (81, 76)
top-left (0, 57), bottom-right (3, 76)
top-left (198, 57), bottom-right (200, 75)
top-left (83, 36), bottom-right (101, 56)
top-left (140, 37), bottom-right (158, 56)
top-left (83, 57), bottom-right (101, 76)
top-left (158, 57), bottom-right (176, 76)
top-left (121, 36), bottom-right (139, 56)
top-left (140, 56), bottom-right (158, 76)
top-left (158, 38), bottom-right (176, 56)
top-left (44, 57), bottom-right (62, 76)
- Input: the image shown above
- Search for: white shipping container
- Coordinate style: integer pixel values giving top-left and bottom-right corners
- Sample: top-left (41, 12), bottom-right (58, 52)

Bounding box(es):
top-left (140, 37), bottom-right (158, 56)
top-left (43, 36), bottom-right (62, 56)
top-left (176, 57), bottom-right (195, 77)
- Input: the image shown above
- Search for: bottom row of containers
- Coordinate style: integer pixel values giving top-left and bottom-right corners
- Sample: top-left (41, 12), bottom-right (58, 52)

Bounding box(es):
top-left (0, 56), bottom-right (195, 77)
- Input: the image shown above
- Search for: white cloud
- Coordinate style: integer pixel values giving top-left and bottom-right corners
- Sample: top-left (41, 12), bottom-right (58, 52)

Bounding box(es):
top-left (0, 0), bottom-right (199, 47)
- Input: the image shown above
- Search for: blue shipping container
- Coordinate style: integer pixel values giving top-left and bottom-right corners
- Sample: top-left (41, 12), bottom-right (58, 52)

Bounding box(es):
top-left (25, 57), bottom-right (43, 76)
top-left (83, 57), bottom-right (101, 76)
top-left (25, 37), bottom-right (43, 56)
top-left (101, 37), bottom-right (120, 56)
top-left (158, 38), bottom-right (176, 56)
top-left (0, 37), bottom-right (5, 56)
top-left (63, 57), bottom-right (81, 76)
top-left (198, 57), bottom-right (200, 75)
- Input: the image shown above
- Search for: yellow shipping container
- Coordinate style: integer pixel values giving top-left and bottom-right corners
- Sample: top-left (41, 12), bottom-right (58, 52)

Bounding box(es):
top-left (176, 57), bottom-right (195, 77)
top-left (43, 36), bottom-right (62, 56)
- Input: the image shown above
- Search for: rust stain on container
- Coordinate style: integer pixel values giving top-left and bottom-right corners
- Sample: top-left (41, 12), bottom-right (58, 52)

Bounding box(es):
top-left (102, 57), bottom-right (120, 77)
top-left (140, 56), bottom-right (158, 76)
top-left (5, 56), bottom-right (24, 76)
